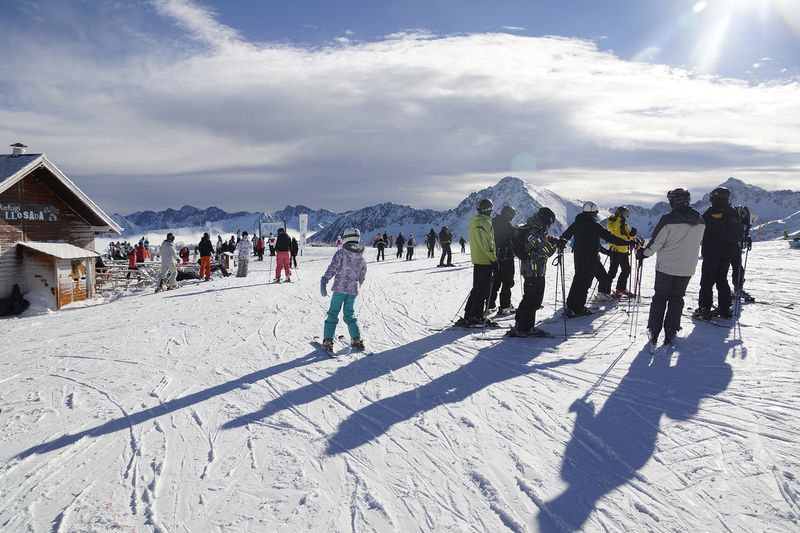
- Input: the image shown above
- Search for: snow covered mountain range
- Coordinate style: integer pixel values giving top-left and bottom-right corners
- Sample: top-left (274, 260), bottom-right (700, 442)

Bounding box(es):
top-left (111, 177), bottom-right (800, 243)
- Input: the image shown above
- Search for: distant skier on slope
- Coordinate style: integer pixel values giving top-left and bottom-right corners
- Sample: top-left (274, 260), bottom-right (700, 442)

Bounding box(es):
top-left (694, 187), bottom-right (745, 320)
top-left (438, 226), bottom-right (453, 266)
top-left (373, 233), bottom-right (386, 262)
top-left (155, 233), bottom-right (178, 292)
top-left (455, 198), bottom-right (498, 327)
top-left (198, 232), bottom-right (214, 281)
top-left (274, 228), bottom-right (292, 282)
top-left (320, 228), bottom-right (367, 353)
top-left (406, 234), bottom-right (416, 260)
top-left (508, 208), bottom-right (559, 337)
top-left (636, 188), bottom-right (705, 346)
top-left (606, 206), bottom-right (640, 298)
top-left (235, 231), bottom-right (253, 277)
top-left (426, 229), bottom-right (437, 258)
top-left (487, 205), bottom-right (517, 316)
top-left (459, 236), bottom-right (466, 253)
top-left (395, 232), bottom-right (406, 259)
top-left (290, 237), bottom-right (299, 268)
top-left (559, 202), bottom-right (632, 318)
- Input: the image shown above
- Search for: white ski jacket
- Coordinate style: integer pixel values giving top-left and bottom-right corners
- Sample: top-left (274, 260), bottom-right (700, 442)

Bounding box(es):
top-left (643, 206), bottom-right (705, 277)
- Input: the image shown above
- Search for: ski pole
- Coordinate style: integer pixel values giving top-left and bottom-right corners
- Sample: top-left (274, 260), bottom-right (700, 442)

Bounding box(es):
top-left (450, 292), bottom-right (470, 325)
top-left (552, 250), bottom-right (568, 339)
top-left (632, 255), bottom-right (644, 339)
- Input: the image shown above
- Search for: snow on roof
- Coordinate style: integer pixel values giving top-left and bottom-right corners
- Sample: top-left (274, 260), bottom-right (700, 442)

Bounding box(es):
top-left (0, 153), bottom-right (122, 234)
top-left (17, 241), bottom-right (99, 260)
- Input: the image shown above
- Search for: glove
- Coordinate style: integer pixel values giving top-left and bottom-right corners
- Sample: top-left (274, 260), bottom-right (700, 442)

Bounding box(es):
top-left (556, 238), bottom-right (567, 251)
top-left (745, 236), bottom-right (752, 251)
top-left (629, 227), bottom-right (638, 237)
top-left (635, 248), bottom-right (645, 261)
top-left (320, 277), bottom-right (329, 297)
top-left (491, 261), bottom-right (499, 274)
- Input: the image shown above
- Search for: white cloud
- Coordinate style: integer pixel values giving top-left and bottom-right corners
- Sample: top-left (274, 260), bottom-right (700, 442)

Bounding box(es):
top-left (0, 1), bottom-right (798, 214)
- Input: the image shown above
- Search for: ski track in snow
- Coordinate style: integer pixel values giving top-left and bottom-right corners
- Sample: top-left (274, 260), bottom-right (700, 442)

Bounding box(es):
top-left (1, 242), bottom-right (799, 531)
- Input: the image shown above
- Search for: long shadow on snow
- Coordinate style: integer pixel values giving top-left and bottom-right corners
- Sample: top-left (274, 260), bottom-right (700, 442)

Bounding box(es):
top-left (537, 317), bottom-right (737, 532)
top-left (15, 351), bottom-right (328, 459)
top-left (222, 329), bottom-right (475, 430)
top-left (324, 333), bottom-right (584, 455)
top-left (163, 282), bottom-right (270, 298)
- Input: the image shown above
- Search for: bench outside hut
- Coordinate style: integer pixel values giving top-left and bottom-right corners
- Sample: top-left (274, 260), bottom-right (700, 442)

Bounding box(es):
top-left (0, 143), bottom-right (122, 310)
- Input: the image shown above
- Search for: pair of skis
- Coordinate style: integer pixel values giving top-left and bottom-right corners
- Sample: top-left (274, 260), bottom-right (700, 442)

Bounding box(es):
top-left (311, 336), bottom-right (372, 357)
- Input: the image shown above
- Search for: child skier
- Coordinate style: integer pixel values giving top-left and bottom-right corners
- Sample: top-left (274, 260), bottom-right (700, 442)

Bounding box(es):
top-left (320, 228), bottom-right (368, 352)
top-left (406, 234), bottom-right (416, 260)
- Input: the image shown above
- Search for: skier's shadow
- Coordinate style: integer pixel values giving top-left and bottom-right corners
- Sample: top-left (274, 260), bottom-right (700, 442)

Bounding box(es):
top-left (324, 334), bottom-right (582, 455)
top-left (15, 350), bottom-right (328, 459)
top-left (222, 329), bottom-right (476, 430)
top-left (537, 323), bottom-right (736, 532)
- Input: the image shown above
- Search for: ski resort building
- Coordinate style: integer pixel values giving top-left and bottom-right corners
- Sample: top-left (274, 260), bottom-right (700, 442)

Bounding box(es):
top-left (0, 143), bottom-right (121, 310)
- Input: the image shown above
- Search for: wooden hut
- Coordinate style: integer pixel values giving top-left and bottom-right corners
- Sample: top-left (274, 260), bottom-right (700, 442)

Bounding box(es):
top-left (0, 143), bottom-right (121, 310)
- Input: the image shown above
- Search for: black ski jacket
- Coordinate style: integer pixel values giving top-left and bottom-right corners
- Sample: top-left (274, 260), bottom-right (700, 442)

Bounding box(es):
top-left (198, 237), bottom-right (214, 257)
top-left (396, 235), bottom-right (406, 248)
top-left (290, 239), bottom-right (299, 256)
top-left (438, 228), bottom-right (452, 245)
top-left (492, 214), bottom-right (516, 261)
top-left (561, 212), bottom-right (631, 265)
top-left (426, 231), bottom-right (437, 246)
top-left (701, 204), bottom-right (743, 258)
top-left (275, 232), bottom-right (291, 252)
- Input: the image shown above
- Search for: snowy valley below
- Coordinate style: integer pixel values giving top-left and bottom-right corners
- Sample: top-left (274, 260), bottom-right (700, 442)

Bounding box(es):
top-left (1, 241), bottom-right (799, 532)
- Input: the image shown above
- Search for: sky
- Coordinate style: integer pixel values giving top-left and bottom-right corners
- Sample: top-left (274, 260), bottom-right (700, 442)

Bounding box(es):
top-left (1, 0), bottom-right (799, 214)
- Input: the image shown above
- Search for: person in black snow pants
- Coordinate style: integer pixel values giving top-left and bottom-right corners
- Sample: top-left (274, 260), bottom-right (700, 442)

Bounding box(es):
top-left (426, 229), bottom-right (437, 258)
top-left (290, 237), bottom-right (299, 268)
top-left (695, 186), bottom-right (745, 320)
top-left (438, 226), bottom-right (453, 266)
top-left (406, 234), bottom-right (416, 260)
top-left (373, 233), bottom-right (386, 261)
top-left (395, 232), bottom-right (406, 259)
top-left (560, 202), bottom-right (632, 318)
top-left (487, 205), bottom-right (517, 315)
top-left (638, 188), bottom-right (705, 346)
top-left (508, 208), bottom-right (559, 337)
top-left (459, 236), bottom-right (466, 253)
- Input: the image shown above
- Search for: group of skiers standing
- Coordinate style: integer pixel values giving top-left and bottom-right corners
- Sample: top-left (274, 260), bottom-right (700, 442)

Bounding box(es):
top-left (452, 186), bottom-right (751, 347)
top-left (368, 230), bottom-right (466, 263)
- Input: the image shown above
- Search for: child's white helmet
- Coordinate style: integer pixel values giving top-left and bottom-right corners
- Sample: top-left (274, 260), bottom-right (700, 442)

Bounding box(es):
top-left (342, 228), bottom-right (361, 244)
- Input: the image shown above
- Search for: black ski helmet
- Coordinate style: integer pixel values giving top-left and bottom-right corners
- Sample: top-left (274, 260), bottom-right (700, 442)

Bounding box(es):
top-left (710, 186), bottom-right (731, 206)
top-left (667, 188), bottom-right (691, 208)
top-left (537, 207), bottom-right (556, 226)
top-left (614, 206), bottom-right (630, 217)
top-left (500, 205), bottom-right (517, 220)
top-left (166, 232), bottom-right (175, 241)
top-left (477, 198), bottom-right (493, 215)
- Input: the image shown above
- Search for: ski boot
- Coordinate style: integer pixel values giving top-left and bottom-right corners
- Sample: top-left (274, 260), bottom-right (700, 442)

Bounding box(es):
top-left (663, 329), bottom-right (677, 346)
top-left (496, 305), bottom-right (516, 316)
top-left (594, 292), bottom-right (614, 303)
top-left (614, 289), bottom-right (635, 298)
top-left (485, 306), bottom-right (498, 316)
top-left (565, 307), bottom-right (592, 319)
top-left (351, 337), bottom-right (365, 351)
top-left (321, 338), bottom-right (335, 353)
top-left (693, 307), bottom-right (712, 321)
top-left (715, 307), bottom-right (734, 319)
top-left (507, 325), bottom-right (528, 337)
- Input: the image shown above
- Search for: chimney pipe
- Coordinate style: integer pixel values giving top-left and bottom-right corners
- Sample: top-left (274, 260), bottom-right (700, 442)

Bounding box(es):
top-left (10, 142), bottom-right (27, 156)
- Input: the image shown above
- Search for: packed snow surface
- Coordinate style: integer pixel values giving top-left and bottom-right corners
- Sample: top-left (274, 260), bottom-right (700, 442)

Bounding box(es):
top-left (1, 242), bottom-right (799, 532)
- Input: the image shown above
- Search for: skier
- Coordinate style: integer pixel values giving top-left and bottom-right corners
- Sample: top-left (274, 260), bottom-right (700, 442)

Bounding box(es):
top-left (606, 206), bottom-right (640, 298)
top-left (274, 227), bottom-right (292, 282)
top-left (320, 228), bottom-right (367, 352)
top-left (456, 198), bottom-right (498, 327)
top-left (290, 237), bottom-right (299, 268)
top-left (256, 236), bottom-right (265, 261)
top-left (487, 205), bottom-right (517, 316)
top-left (560, 202), bottom-right (632, 317)
top-left (508, 208), bottom-right (559, 337)
top-left (637, 188), bottom-right (705, 346)
top-left (730, 205), bottom-right (754, 302)
top-left (127, 246), bottom-right (138, 279)
top-left (155, 233), bottom-right (178, 292)
top-left (235, 230), bottom-right (253, 277)
top-left (426, 229), bottom-right (437, 258)
top-left (695, 186), bottom-right (745, 320)
top-left (438, 226), bottom-right (453, 266)
top-left (389, 234), bottom-right (394, 248)
top-left (373, 233), bottom-right (386, 261)
top-left (459, 236), bottom-right (466, 253)
top-left (395, 232), bottom-right (406, 258)
top-left (383, 231), bottom-right (389, 246)
top-left (268, 233), bottom-right (276, 256)
top-left (198, 232), bottom-right (214, 281)
top-left (335, 236), bottom-right (343, 248)
top-left (406, 234), bottom-right (416, 260)
top-left (179, 246), bottom-right (190, 265)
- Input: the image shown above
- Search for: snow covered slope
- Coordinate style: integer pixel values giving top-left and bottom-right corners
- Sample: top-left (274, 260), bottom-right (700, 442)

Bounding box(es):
top-left (1, 242), bottom-right (798, 531)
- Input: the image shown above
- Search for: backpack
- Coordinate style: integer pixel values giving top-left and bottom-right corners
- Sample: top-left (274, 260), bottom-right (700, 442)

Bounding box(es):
top-left (511, 226), bottom-right (532, 260)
